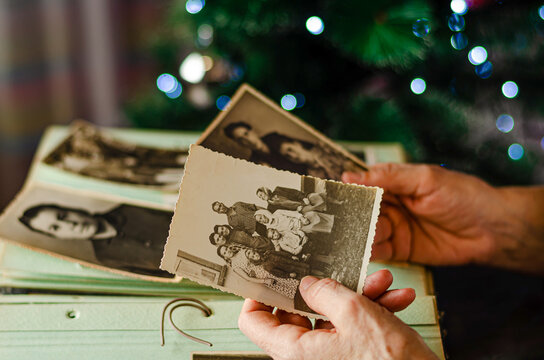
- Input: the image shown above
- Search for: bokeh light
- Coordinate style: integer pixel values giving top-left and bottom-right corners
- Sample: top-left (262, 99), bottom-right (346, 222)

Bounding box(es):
top-left (156, 73), bottom-right (177, 93)
top-left (448, 14), bottom-right (465, 32)
top-left (179, 52), bottom-right (205, 84)
top-left (496, 114), bottom-right (514, 133)
top-left (202, 55), bottom-right (213, 71)
top-left (450, 33), bottom-right (468, 50)
top-left (502, 81), bottom-right (519, 98)
top-left (468, 46), bottom-right (488, 65)
top-left (216, 95), bottom-right (231, 111)
top-left (508, 143), bottom-right (524, 160)
top-left (412, 18), bottom-right (431, 38)
top-left (475, 61), bottom-right (493, 79)
top-left (197, 24), bottom-right (213, 47)
top-left (306, 16), bottom-right (324, 35)
top-left (541, 136), bottom-right (544, 150)
top-left (294, 92), bottom-right (306, 108)
top-left (165, 82), bottom-right (182, 99)
top-left (281, 94), bottom-right (297, 111)
top-left (451, 0), bottom-right (468, 15)
top-left (410, 78), bottom-right (426, 95)
top-left (186, 0), bottom-right (204, 14)
top-left (539, 5), bottom-right (544, 20)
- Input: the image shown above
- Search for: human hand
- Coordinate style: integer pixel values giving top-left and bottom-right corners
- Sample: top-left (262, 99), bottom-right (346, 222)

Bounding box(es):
top-left (343, 163), bottom-right (519, 267)
top-left (238, 270), bottom-right (436, 360)
top-left (301, 216), bottom-right (310, 225)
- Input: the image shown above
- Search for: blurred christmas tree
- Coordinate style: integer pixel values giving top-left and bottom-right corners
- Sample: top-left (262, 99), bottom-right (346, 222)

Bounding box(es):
top-left (124, 0), bottom-right (544, 185)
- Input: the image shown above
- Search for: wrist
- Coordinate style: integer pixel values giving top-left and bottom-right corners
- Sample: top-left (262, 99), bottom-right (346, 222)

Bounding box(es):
top-left (480, 186), bottom-right (544, 274)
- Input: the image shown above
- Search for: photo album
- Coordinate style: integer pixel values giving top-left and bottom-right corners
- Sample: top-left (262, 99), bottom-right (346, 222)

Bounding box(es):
top-left (0, 84), bottom-right (382, 317)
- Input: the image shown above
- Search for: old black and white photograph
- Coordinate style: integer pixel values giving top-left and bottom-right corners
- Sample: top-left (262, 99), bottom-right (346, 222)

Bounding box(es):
top-left (197, 84), bottom-right (367, 181)
top-left (161, 145), bottom-right (381, 318)
top-left (42, 121), bottom-right (188, 191)
top-left (0, 183), bottom-right (176, 280)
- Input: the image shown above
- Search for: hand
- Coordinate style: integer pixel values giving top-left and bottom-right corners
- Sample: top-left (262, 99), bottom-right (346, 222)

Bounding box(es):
top-left (238, 270), bottom-right (436, 360)
top-left (343, 163), bottom-right (544, 273)
top-left (301, 216), bottom-right (310, 225)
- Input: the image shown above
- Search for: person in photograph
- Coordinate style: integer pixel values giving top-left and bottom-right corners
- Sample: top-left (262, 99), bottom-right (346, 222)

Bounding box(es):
top-left (247, 248), bottom-right (312, 280)
top-left (217, 244), bottom-right (299, 299)
top-left (255, 208), bottom-right (334, 235)
top-left (223, 122), bottom-right (307, 174)
top-left (210, 224), bottom-right (274, 252)
top-left (18, 203), bottom-right (172, 277)
top-left (256, 186), bottom-right (326, 213)
top-left (265, 135), bottom-right (361, 180)
top-left (266, 228), bottom-right (308, 257)
top-left (212, 201), bottom-right (267, 236)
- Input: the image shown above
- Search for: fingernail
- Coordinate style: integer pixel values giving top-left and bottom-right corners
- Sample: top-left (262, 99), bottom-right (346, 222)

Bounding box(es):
top-left (300, 276), bottom-right (319, 291)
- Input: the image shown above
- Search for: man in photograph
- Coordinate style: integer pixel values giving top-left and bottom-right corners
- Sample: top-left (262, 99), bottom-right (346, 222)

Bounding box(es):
top-left (211, 224), bottom-right (274, 252)
top-left (18, 203), bottom-right (173, 277)
top-left (211, 201), bottom-right (267, 236)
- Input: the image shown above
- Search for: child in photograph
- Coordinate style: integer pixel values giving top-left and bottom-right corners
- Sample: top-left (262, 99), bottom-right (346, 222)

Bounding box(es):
top-left (254, 209), bottom-right (334, 235)
top-left (266, 228), bottom-right (308, 257)
top-left (217, 244), bottom-right (299, 299)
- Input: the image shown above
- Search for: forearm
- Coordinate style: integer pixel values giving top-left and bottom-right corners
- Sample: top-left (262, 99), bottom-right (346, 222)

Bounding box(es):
top-left (482, 185), bottom-right (544, 275)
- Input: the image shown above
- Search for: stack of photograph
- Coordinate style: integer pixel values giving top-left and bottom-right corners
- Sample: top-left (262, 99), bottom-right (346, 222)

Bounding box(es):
top-left (0, 85), bottom-right (444, 359)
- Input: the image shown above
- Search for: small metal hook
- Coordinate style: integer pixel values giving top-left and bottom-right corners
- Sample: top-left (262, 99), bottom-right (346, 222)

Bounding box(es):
top-left (160, 297), bottom-right (213, 347)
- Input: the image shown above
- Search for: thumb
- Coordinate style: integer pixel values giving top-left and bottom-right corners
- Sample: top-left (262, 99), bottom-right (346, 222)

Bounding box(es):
top-left (343, 163), bottom-right (442, 197)
top-left (299, 276), bottom-right (368, 331)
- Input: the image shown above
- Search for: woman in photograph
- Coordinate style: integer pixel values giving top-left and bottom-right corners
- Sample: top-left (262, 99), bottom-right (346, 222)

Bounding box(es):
top-left (254, 209), bottom-right (334, 235)
top-left (266, 135), bottom-right (360, 180)
top-left (246, 248), bottom-right (311, 280)
top-left (217, 245), bottom-right (298, 299)
top-left (256, 186), bottom-right (327, 213)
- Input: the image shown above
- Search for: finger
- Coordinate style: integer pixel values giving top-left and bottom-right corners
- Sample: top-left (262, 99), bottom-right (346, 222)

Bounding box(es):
top-left (387, 205), bottom-right (412, 261)
top-left (275, 309), bottom-right (312, 329)
top-left (238, 299), bottom-right (310, 357)
top-left (370, 241), bottom-right (393, 261)
top-left (314, 319), bottom-right (335, 330)
top-left (343, 163), bottom-right (443, 197)
top-left (374, 214), bottom-right (392, 244)
top-left (363, 269), bottom-right (393, 299)
top-left (375, 288), bottom-right (416, 312)
top-left (299, 276), bottom-right (364, 331)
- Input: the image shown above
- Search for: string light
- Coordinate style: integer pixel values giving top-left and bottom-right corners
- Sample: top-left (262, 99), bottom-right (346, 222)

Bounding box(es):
top-left (450, 33), bottom-right (468, 50)
top-left (508, 143), bottom-right (524, 160)
top-left (468, 46), bottom-right (488, 65)
top-left (179, 52), bottom-right (206, 84)
top-left (306, 16), bottom-right (324, 35)
top-left (280, 94), bottom-right (297, 111)
top-left (502, 81), bottom-right (519, 98)
top-left (496, 114), bottom-right (514, 133)
top-left (451, 0), bottom-right (468, 15)
top-left (412, 18), bottom-right (431, 38)
top-left (156, 74), bottom-right (177, 93)
top-left (410, 78), bottom-right (426, 95)
top-left (216, 95), bottom-right (231, 111)
top-left (186, 0), bottom-right (204, 14)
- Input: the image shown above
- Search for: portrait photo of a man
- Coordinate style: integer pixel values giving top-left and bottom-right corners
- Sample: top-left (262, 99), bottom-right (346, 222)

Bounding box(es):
top-left (0, 184), bottom-right (175, 279)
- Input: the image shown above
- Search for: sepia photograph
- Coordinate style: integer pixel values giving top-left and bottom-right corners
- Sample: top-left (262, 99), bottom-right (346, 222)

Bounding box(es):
top-left (42, 121), bottom-right (188, 191)
top-left (0, 183), bottom-right (176, 280)
top-left (197, 84), bottom-right (367, 181)
top-left (161, 145), bottom-right (382, 318)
